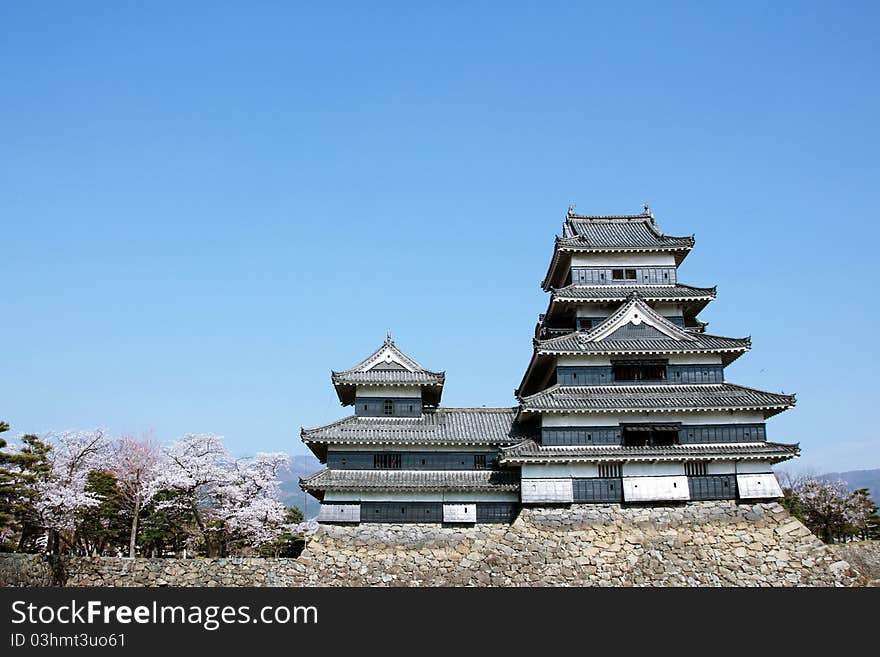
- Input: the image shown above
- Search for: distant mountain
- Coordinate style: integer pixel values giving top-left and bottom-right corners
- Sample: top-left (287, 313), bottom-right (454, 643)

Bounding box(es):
top-left (820, 469), bottom-right (880, 502)
top-left (279, 453), bottom-right (324, 517)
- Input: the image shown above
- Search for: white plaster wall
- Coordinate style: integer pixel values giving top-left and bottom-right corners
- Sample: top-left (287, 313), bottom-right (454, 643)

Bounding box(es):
top-left (443, 504), bottom-right (477, 523)
top-left (541, 411), bottom-right (767, 427)
top-left (556, 355), bottom-right (613, 366)
top-left (707, 460), bottom-right (736, 475)
top-left (355, 386), bottom-right (422, 398)
top-left (623, 476), bottom-right (690, 501)
top-left (706, 460), bottom-right (773, 475)
top-left (323, 491), bottom-right (519, 502)
top-left (575, 308), bottom-right (615, 318)
top-left (652, 303), bottom-right (686, 314)
top-left (667, 354), bottom-right (723, 365)
top-left (326, 445), bottom-right (498, 453)
top-left (622, 462), bottom-right (685, 476)
top-left (733, 460), bottom-right (774, 474)
top-left (521, 478), bottom-right (574, 503)
top-left (522, 463), bottom-right (600, 478)
top-left (570, 253), bottom-right (676, 267)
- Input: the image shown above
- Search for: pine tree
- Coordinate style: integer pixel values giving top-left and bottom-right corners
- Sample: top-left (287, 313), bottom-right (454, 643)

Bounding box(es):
top-left (0, 423), bottom-right (52, 551)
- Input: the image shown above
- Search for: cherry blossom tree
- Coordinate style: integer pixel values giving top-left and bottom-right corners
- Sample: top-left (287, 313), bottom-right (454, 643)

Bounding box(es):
top-left (784, 476), bottom-right (875, 543)
top-left (34, 429), bottom-right (112, 553)
top-left (150, 434), bottom-right (289, 556)
top-left (110, 434), bottom-right (161, 557)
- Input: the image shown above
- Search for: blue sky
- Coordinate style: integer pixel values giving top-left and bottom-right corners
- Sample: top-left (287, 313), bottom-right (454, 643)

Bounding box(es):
top-left (1, 2), bottom-right (878, 473)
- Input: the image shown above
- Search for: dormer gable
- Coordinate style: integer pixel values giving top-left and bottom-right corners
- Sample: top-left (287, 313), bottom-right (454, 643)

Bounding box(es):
top-left (585, 292), bottom-right (699, 343)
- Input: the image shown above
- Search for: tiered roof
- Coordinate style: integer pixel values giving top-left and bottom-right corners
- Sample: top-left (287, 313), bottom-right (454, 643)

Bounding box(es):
top-left (331, 334), bottom-right (446, 406)
top-left (498, 440), bottom-right (800, 465)
top-left (519, 293), bottom-right (751, 396)
top-left (542, 207), bottom-right (695, 290)
top-left (301, 407), bottom-right (532, 461)
top-left (518, 383), bottom-right (795, 417)
top-left (300, 468), bottom-right (520, 500)
top-left (541, 284), bottom-right (716, 328)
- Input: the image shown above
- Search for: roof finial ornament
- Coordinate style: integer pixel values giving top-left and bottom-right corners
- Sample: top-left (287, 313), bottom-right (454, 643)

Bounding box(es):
top-left (643, 202), bottom-right (654, 221)
top-left (386, 329), bottom-right (393, 343)
top-left (567, 202), bottom-right (576, 217)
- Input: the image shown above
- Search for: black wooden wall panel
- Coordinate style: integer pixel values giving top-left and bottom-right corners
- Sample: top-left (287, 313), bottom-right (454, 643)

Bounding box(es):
top-left (475, 503), bottom-right (519, 523)
top-left (360, 502), bottom-right (443, 522)
top-left (688, 475), bottom-right (737, 500)
top-left (542, 426), bottom-right (621, 446)
top-left (327, 451), bottom-right (499, 470)
top-left (354, 397), bottom-right (422, 417)
top-left (572, 478), bottom-right (623, 502)
top-left (678, 424), bottom-right (766, 444)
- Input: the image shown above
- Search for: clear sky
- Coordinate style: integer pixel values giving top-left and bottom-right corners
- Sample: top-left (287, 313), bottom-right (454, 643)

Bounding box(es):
top-left (2, 2), bottom-right (878, 473)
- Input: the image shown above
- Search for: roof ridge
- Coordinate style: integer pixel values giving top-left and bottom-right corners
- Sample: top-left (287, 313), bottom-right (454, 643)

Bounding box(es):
top-left (335, 335), bottom-right (441, 376)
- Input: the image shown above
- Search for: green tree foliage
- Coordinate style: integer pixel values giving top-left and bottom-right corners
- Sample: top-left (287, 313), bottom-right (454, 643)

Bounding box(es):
top-left (0, 423), bottom-right (52, 552)
top-left (138, 490), bottom-right (196, 558)
top-left (74, 470), bottom-right (130, 556)
top-left (258, 506), bottom-right (306, 558)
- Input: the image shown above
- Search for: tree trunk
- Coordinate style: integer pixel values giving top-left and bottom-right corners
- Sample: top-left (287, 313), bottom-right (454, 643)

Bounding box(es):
top-left (129, 494), bottom-right (141, 558)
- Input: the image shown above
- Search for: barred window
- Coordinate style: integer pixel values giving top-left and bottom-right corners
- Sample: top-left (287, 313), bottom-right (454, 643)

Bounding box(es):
top-left (383, 399), bottom-right (393, 415)
top-left (598, 463), bottom-right (622, 478)
top-left (373, 453), bottom-right (401, 469)
top-left (613, 360), bottom-right (667, 381)
top-left (685, 462), bottom-right (708, 476)
top-left (612, 268), bottom-right (637, 280)
top-left (473, 454), bottom-right (487, 470)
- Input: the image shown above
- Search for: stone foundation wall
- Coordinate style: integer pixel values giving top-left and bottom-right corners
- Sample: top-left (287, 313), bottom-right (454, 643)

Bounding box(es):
top-left (0, 502), bottom-right (869, 587)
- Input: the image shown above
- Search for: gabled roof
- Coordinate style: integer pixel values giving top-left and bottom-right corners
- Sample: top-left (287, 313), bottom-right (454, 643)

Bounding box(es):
top-left (498, 440), bottom-right (800, 465)
top-left (300, 407), bottom-right (532, 461)
top-left (580, 291), bottom-right (699, 342)
top-left (518, 382), bottom-right (796, 418)
top-left (542, 207), bottom-right (695, 290)
top-left (551, 283), bottom-right (716, 304)
top-left (331, 334), bottom-right (445, 406)
top-left (300, 468), bottom-right (520, 501)
top-left (539, 292), bottom-right (749, 359)
top-left (541, 283), bottom-right (716, 327)
top-left (517, 293), bottom-right (750, 396)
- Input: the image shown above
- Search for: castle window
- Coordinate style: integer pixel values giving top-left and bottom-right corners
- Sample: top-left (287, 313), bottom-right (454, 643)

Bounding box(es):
top-left (613, 360), bottom-right (667, 382)
top-left (612, 269), bottom-right (637, 280)
top-left (374, 453), bottom-right (401, 469)
top-left (686, 462), bottom-right (708, 476)
top-left (598, 463), bottom-right (622, 478)
top-left (474, 454), bottom-right (487, 470)
top-left (383, 399), bottom-right (394, 415)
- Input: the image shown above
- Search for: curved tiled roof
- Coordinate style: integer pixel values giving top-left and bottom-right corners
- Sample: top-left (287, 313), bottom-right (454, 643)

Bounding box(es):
top-left (331, 371), bottom-right (445, 386)
top-left (331, 334), bottom-right (445, 405)
top-left (518, 383), bottom-right (796, 416)
top-left (551, 284), bottom-right (716, 303)
top-left (300, 468), bottom-right (520, 496)
top-left (561, 217), bottom-right (695, 250)
top-left (537, 332), bottom-right (749, 355)
top-left (542, 209), bottom-right (695, 289)
top-left (498, 439), bottom-right (800, 464)
top-left (302, 407), bottom-right (530, 446)
top-left (536, 294), bottom-right (749, 357)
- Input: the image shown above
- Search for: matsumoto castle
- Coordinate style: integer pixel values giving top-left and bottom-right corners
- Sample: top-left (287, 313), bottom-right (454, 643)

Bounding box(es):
top-left (301, 205), bottom-right (798, 524)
